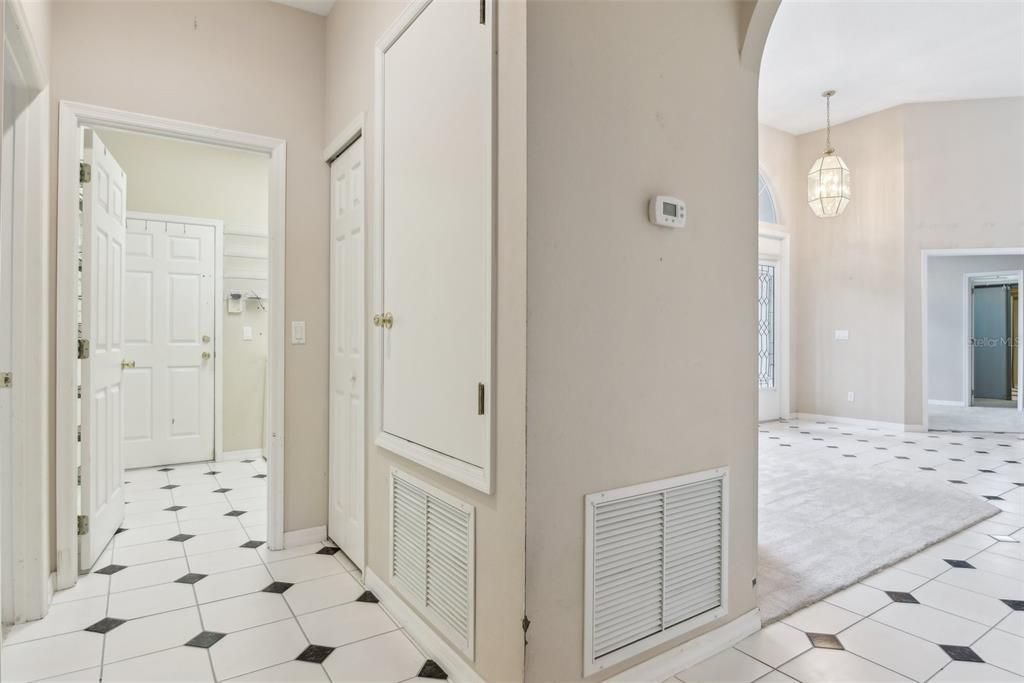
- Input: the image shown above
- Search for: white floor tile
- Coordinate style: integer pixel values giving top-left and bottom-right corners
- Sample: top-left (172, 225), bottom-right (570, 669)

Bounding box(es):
top-left (973, 629), bottom-right (1024, 676)
top-left (870, 603), bottom-right (989, 645)
top-left (297, 602), bottom-right (396, 648)
top-left (199, 592), bottom-right (292, 633)
top-left (969, 551), bottom-right (1024, 581)
top-left (782, 602), bottom-right (862, 634)
top-left (997, 611), bottom-right (1024, 637)
top-left (179, 515), bottom-right (247, 537)
top-left (103, 606), bottom-right (203, 663)
top-left (110, 557), bottom-right (190, 593)
top-left (113, 522), bottom-right (181, 548)
top-left (184, 528), bottom-right (252, 555)
top-left (936, 567), bottom-right (1024, 601)
top-left (675, 647), bottom-right (773, 683)
top-left (929, 661), bottom-right (1024, 683)
top-left (186, 546), bottom-right (262, 575)
top-left (862, 567), bottom-right (930, 593)
top-left (894, 553), bottom-right (955, 579)
top-left (102, 645), bottom-right (215, 682)
top-left (283, 572), bottom-right (364, 615)
top-left (779, 648), bottom-right (913, 683)
top-left (50, 573), bottom-right (109, 604)
top-left (1, 631), bottom-right (103, 682)
top-left (224, 660), bottom-right (329, 682)
top-left (107, 581), bottom-right (197, 619)
top-left (839, 618), bottom-right (950, 681)
top-left (258, 543), bottom-right (321, 564)
top-left (268, 553), bottom-right (345, 584)
top-left (3, 596), bottom-right (107, 645)
top-left (824, 583), bottom-right (892, 616)
top-left (209, 618), bottom-right (309, 681)
top-left (123, 510), bottom-right (180, 529)
top-left (912, 580), bottom-right (1013, 626)
top-left (194, 564), bottom-right (274, 604)
top-left (735, 622), bottom-right (811, 668)
top-left (37, 666), bottom-right (102, 682)
top-left (112, 540), bottom-right (186, 566)
top-left (753, 671), bottom-right (800, 683)
top-left (322, 630), bottom-right (426, 683)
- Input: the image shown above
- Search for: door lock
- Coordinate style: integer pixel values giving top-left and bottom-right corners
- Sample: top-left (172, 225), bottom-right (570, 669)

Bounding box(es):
top-left (373, 313), bottom-right (394, 329)
top-left (202, 335), bottom-right (210, 343)
top-left (201, 351), bottom-right (211, 360)
top-left (120, 360), bottom-right (136, 370)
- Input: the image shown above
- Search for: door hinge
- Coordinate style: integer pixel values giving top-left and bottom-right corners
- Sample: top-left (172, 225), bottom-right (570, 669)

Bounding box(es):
top-left (77, 425), bottom-right (81, 443)
top-left (477, 382), bottom-right (485, 416)
top-left (79, 162), bottom-right (91, 184)
top-left (77, 466), bottom-right (82, 486)
top-left (78, 338), bottom-right (90, 359)
top-left (479, 0), bottom-right (485, 24)
top-left (77, 515), bottom-right (89, 535)
top-left (0, 372), bottom-right (11, 388)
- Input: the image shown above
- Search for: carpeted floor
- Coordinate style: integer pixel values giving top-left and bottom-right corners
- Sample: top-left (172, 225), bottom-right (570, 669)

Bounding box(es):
top-left (757, 419), bottom-right (1001, 623)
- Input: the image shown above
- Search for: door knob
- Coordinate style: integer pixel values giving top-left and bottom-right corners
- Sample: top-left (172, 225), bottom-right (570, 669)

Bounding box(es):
top-left (201, 351), bottom-right (211, 360)
top-left (381, 312), bottom-right (394, 329)
top-left (121, 359), bottom-right (136, 370)
top-left (202, 335), bottom-right (211, 343)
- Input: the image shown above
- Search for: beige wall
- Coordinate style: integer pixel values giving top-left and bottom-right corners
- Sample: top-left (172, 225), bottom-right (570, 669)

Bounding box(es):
top-left (97, 129), bottom-right (270, 454)
top-left (49, 1), bottom-right (328, 533)
top-left (525, 2), bottom-right (759, 680)
top-left (324, 2), bottom-right (527, 682)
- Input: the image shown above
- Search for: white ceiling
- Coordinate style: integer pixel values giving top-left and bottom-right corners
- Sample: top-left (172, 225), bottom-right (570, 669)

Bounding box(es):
top-left (269, 0), bottom-right (335, 16)
top-left (759, 1), bottom-right (1024, 135)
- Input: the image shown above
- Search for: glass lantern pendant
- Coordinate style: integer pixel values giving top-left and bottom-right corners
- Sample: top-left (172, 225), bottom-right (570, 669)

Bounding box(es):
top-left (807, 89), bottom-right (851, 218)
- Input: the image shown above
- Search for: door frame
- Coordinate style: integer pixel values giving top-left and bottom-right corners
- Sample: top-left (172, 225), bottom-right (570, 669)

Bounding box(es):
top-left (962, 270), bottom-right (1023, 409)
top-left (125, 211), bottom-right (225, 464)
top-left (758, 225), bottom-right (791, 420)
top-left (1, 0), bottom-right (50, 626)
top-left (921, 248), bottom-right (1024, 431)
top-left (56, 101), bottom-right (287, 589)
top-left (323, 112), bottom-right (366, 572)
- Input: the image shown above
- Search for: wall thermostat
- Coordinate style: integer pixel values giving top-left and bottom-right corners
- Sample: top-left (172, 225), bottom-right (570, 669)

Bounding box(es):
top-left (649, 195), bottom-right (687, 228)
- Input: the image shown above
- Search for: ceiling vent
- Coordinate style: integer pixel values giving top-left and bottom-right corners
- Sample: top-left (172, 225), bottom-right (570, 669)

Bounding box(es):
top-left (584, 468), bottom-right (729, 675)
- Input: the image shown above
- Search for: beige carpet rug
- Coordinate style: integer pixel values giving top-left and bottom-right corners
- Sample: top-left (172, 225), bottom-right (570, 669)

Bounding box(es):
top-left (757, 442), bottom-right (998, 623)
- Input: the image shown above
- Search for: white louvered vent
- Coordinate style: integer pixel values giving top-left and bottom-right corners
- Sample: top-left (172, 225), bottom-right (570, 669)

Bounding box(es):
top-left (390, 468), bottom-right (475, 659)
top-left (584, 468), bottom-right (728, 675)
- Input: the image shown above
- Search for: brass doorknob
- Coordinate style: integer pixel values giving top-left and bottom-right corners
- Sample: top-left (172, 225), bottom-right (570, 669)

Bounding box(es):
top-left (121, 359), bottom-right (136, 370)
top-left (201, 351), bottom-right (211, 360)
top-left (381, 312), bottom-right (394, 329)
top-left (372, 314), bottom-right (382, 327)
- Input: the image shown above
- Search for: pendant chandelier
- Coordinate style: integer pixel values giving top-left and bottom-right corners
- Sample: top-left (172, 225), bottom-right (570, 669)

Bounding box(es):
top-left (807, 89), bottom-right (851, 218)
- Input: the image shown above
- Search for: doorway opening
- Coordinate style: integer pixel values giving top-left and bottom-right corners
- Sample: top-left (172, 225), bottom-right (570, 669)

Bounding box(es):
top-left (757, 172), bottom-right (790, 423)
top-left (55, 103), bottom-right (286, 589)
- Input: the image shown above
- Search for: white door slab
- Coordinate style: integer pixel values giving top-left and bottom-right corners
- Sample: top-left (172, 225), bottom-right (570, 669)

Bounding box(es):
top-left (123, 216), bottom-right (216, 468)
top-left (80, 130), bottom-right (128, 570)
top-left (328, 137), bottom-right (365, 568)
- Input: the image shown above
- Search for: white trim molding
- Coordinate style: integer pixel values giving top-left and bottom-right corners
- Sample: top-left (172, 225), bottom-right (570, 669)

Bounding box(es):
top-left (928, 400), bottom-right (966, 408)
top-left (56, 101), bottom-right (287, 589)
top-left (221, 448), bottom-right (265, 462)
top-left (323, 112), bottom-right (364, 163)
top-left (606, 608), bottom-right (762, 683)
top-left (365, 568), bottom-right (486, 683)
top-left (793, 413), bottom-right (923, 433)
top-left (283, 525), bottom-right (326, 548)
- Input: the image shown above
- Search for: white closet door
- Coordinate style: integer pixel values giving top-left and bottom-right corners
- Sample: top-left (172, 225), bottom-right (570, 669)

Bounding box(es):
top-left (329, 138), bottom-right (365, 568)
top-left (123, 217), bottom-right (216, 468)
top-left (79, 131), bottom-right (127, 569)
top-left (379, 0), bottom-right (493, 480)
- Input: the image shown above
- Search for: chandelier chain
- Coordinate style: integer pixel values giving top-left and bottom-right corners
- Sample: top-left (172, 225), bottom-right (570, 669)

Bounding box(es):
top-left (825, 92), bottom-right (831, 150)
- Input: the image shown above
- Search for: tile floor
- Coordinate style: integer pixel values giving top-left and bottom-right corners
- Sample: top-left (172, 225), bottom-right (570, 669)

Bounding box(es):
top-left (1, 459), bottom-right (442, 683)
top-left (677, 418), bottom-right (1024, 683)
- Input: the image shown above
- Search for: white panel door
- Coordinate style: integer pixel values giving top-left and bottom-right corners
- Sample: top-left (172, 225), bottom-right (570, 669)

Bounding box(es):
top-left (380, 0), bottom-right (492, 475)
top-left (328, 138), bottom-right (365, 568)
top-left (80, 131), bottom-right (128, 569)
top-left (123, 216), bottom-right (215, 468)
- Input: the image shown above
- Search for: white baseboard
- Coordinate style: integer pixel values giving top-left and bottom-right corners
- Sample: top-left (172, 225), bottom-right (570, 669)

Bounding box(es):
top-left (607, 608), bottom-right (762, 683)
top-left (283, 525), bottom-right (326, 548)
top-left (220, 448), bottom-right (264, 462)
top-left (794, 412), bottom-right (916, 433)
top-left (365, 568), bottom-right (485, 683)
top-left (928, 400), bottom-right (965, 407)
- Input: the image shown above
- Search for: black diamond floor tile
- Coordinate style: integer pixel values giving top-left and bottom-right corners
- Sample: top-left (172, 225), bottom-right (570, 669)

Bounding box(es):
top-left (213, 488), bottom-right (232, 493)
top-left (263, 582), bottom-right (294, 593)
top-left (316, 546), bottom-right (340, 555)
top-left (241, 540), bottom-right (265, 549)
top-left (95, 564), bottom-right (127, 575)
top-left (944, 559), bottom-right (974, 569)
top-left (885, 591), bottom-right (919, 604)
top-left (186, 631), bottom-right (227, 648)
top-left (169, 533), bottom-right (195, 542)
top-left (418, 660), bottom-right (449, 679)
top-left (114, 527), bottom-right (127, 535)
top-left (1002, 599), bottom-right (1024, 611)
top-left (296, 645), bottom-right (335, 664)
top-left (253, 474), bottom-right (267, 479)
top-left (356, 590), bottom-right (379, 603)
top-left (160, 484), bottom-right (180, 490)
top-left (241, 459), bottom-right (255, 463)
top-left (983, 496), bottom-right (1005, 501)
top-left (939, 645), bottom-right (984, 662)
top-left (919, 466), bottom-right (936, 471)
top-left (175, 573), bottom-right (208, 584)
top-left (85, 617), bottom-right (126, 634)
top-left (224, 510), bottom-right (247, 517)
top-left (807, 633), bottom-right (844, 650)
top-left (164, 505), bottom-right (186, 512)
top-left (204, 471), bottom-right (221, 476)
top-left (948, 480), bottom-right (967, 484)
top-left (157, 467), bottom-right (174, 472)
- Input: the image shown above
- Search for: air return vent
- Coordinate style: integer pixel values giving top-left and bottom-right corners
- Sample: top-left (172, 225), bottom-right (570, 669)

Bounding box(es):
top-left (390, 468), bottom-right (475, 658)
top-left (583, 468), bottom-right (728, 675)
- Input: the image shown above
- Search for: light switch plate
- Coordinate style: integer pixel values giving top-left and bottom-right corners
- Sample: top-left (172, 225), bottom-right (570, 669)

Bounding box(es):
top-left (291, 321), bottom-right (306, 345)
top-left (243, 326), bottom-right (253, 341)
top-left (835, 329), bottom-right (850, 341)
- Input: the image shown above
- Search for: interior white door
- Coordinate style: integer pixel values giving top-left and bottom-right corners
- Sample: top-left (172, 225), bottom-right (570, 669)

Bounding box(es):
top-left (328, 138), bottom-right (365, 568)
top-left (0, 61), bottom-right (17, 622)
top-left (79, 130), bottom-right (128, 569)
top-left (758, 234), bottom-right (783, 422)
top-left (123, 216), bottom-right (216, 468)
top-left (380, 0), bottom-right (492, 476)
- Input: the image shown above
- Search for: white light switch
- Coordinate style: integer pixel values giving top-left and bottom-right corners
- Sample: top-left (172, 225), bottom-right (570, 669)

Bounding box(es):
top-left (291, 321), bottom-right (306, 345)
top-left (834, 329), bottom-right (849, 341)
top-left (847, 391), bottom-right (855, 402)
top-left (242, 326), bottom-right (253, 341)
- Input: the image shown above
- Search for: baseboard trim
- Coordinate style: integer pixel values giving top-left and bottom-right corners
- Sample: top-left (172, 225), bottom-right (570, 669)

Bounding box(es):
top-left (928, 400), bottom-right (965, 407)
top-left (607, 608), bottom-right (762, 683)
top-left (283, 525), bottom-right (326, 548)
top-left (794, 412), bottom-right (916, 433)
top-left (220, 448), bottom-right (264, 462)
top-left (365, 568), bottom-right (485, 683)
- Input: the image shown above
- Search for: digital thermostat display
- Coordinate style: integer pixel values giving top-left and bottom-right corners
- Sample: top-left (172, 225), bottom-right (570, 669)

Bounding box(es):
top-left (649, 195), bottom-right (687, 228)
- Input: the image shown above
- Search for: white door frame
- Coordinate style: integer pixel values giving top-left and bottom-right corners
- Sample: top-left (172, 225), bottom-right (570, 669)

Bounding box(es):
top-left (1, 0), bottom-right (51, 625)
top-left (125, 211), bottom-right (225, 464)
top-left (56, 101), bottom-right (287, 589)
top-left (323, 113), bottom-right (366, 572)
top-left (962, 270), bottom-right (1023, 409)
top-left (758, 225), bottom-right (791, 419)
top-left (921, 248), bottom-right (1024, 432)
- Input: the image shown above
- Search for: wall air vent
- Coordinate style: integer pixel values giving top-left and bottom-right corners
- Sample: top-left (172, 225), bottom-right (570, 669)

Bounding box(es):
top-left (584, 468), bottom-right (729, 675)
top-left (389, 467), bottom-right (475, 659)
